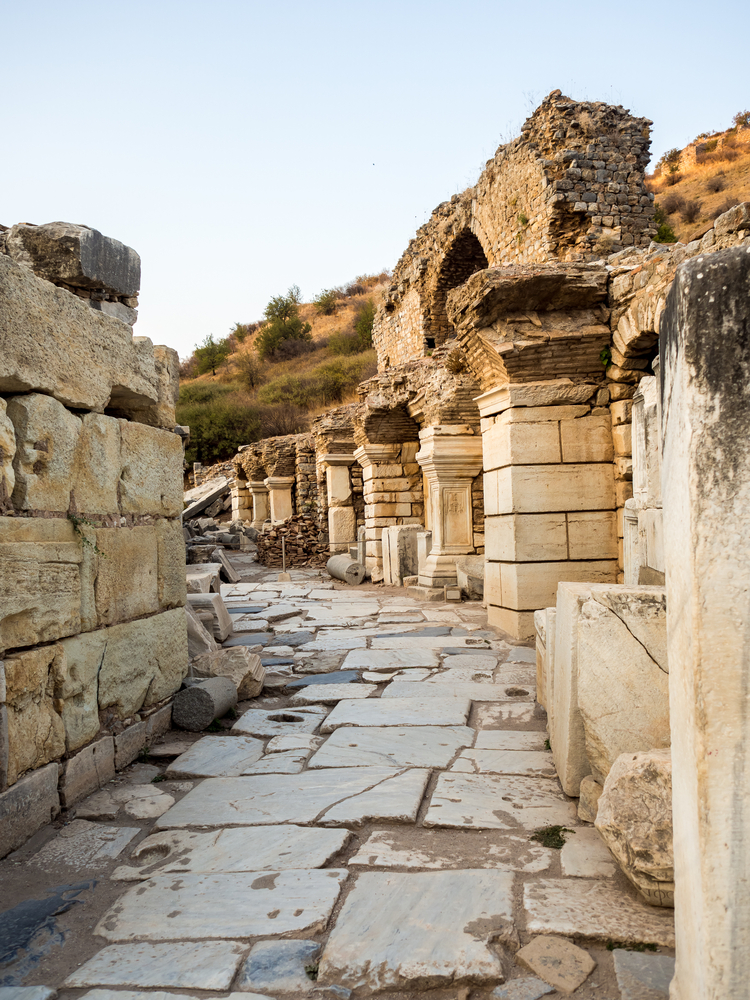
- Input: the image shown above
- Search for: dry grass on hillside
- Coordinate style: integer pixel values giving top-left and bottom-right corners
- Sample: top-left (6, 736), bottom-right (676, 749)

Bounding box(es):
top-left (646, 129), bottom-right (750, 243)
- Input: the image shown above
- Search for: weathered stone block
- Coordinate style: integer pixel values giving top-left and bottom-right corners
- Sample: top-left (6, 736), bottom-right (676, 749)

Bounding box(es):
top-left (59, 736), bottom-right (115, 807)
top-left (93, 526), bottom-right (159, 626)
top-left (185, 594), bottom-right (232, 642)
top-left (8, 393), bottom-right (81, 511)
top-left (567, 511), bottom-right (618, 560)
top-left (156, 518), bottom-right (187, 609)
top-left (144, 703), bottom-right (173, 739)
top-left (577, 596), bottom-right (669, 781)
top-left (0, 399), bottom-right (16, 506)
top-left (119, 420), bottom-right (183, 516)
top-left (596, 749), bottom-right (673, 907)
top-left (0, 761), bottom-right (59, 858)
top-left (61, 608), bottom-right (187, 724)
top-left (75, 413), bottom-right (122, 512)
top-left (551, 583), bottom-right (592, 796)
top-left (0, 253), bottom-right (160, 414)
top-left (560, 415), bottom-right (613, 463)
top-left (501, 560), bottom-right (618, 611)
top-left (191, 646), bottom-right (265, 700)
top-left (4, 221), bottom-right (140, 296)
top-left (328, 506), bottom-right (356, 547)
top-left (612, 423), bottom-right (632, 457)
top-left (382, 524), bottom-right (420, 586)
top-left (589, 584), bottom-right (667, 670)
top-left (114, 720), bottom-right (148, 769)
top-left (483, 420), bottom-right (561, 471)
top-left (485, 513), bottom-right (567, 562)
top-left (486, 464), bottom-right (615, 515)
top-left (578, 774), bottom-right (603, 823)
top-left (0, 516), bottom-right (82, 654)
top-left (487, 605), bottom-right (536, 640)
top-left (3, 645), bottom-right (66, 785)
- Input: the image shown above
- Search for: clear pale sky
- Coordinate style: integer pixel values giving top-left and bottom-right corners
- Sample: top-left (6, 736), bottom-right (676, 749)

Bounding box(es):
top-left (2, 0), bottom-right (747, 358)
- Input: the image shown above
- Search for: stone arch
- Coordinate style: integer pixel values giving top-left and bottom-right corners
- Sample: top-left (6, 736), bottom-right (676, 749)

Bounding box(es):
top-left (425, 230), bottom-right (489, 349)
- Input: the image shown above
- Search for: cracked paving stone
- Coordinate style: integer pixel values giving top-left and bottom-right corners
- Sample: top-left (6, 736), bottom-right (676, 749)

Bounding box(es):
top-left (64, 940), bottom-right (247, 989)
top-left (341, 649), bottom-right (440, 671)
top-left (321, 696), bottom-right (471, 732)
top-left (476, 731), bottom-right (548, 751)
top-left (232, 706), bottom-right (327, 738)
top-left (613, 948), bottom-right (675, 999)
top-left (153, 768), bottom-right (429, 828)
top-left (78, 990), bottom-right (273, 1000)
top-left (308, 726), bottom-right (474, 769)
top-left (111, 825), bottom-right (350, 879)
top-left (523, 879), bottom-right (675, 947)
top-left (424, 773), bottom-right (578, 830)
top-left (240, 750), bottom-right (309, 774)
top-left (238, 939), bottom-right (320, 993)
top-left (559, 827), bottom-right (617, 878)
top-left (289, 683), bottom-right (377, 705)
top-left (383, 681), bottom-right (533, 702)
top-left (95, 869), bottom-right (348, 941)
top-left (28, 820), bottom-right (139, 869)
top-left (349, 829), bottom-right (552, 872)
top-left (450, 749), bottom-right (556, 777)
top-left (165, 736), bottom-right (265, 778)
top-left (318, 870), bottom-right (514, 991)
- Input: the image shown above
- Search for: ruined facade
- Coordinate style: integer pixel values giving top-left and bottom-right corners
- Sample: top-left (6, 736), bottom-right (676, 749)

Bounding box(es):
top-left (0, 224), bottom-right (187, 853)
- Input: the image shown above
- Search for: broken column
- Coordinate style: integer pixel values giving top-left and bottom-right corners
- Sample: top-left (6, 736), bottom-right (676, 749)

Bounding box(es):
top-left (322, 453), bottom-right (356, 554)
top-left (248, 481), bottom-right (270, 529)
top-left (415, 425), bottom-right (483, 590)
top-left (264, 475), bottom-right (294, 523)
top-left (661, 246), bottom-right (750, 999)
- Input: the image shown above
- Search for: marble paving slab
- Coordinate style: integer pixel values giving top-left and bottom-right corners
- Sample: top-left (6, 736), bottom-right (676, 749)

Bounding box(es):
top-left (64, 941), bottom-right (246, 989)
top-left (112, 825), bottom-right (350, 878)
top-left (474, 703), bottom-right (537, 726)
top-left (238, 939), bottom-right (320, 994)
top-left (495, 667), bottom-right (537, 686)
top-left (29, 820), bottom-right (139, 870)
top-left (362, 671), bottom-right (395, 682)
top-left (266, 734), bottom-right (323, 753)
top-left (79, 993), bottom-right (273, 1000)
top-left (0, 990), bottom-right (56, 1000)
top-left (308, 726), bottom-right (474, 769)
top-left (523, 878), bottom-right (675, 947)
top-left (348, 829), bottom-right (552, 872)
top-left (240, 751), bottom-right (308, 774)
top-left (613, 949), bottom-right (675, 999)
top-left (430, 666), bottom-right (495, 682)
top-left (377, 614), bottom-right (424, 623)
top-left (299, 636), bottom-right (367, 651)
top-left (342, 649), bottom-right (440, 671)
top-left (383, 681), bottom-right (533, 702)
top-left (424, 773), bottom-right (578, 830)
top-left (231, 620), bottom-right (270, 632)
top-left (154, 768), bottom-right (428, 828)
top-left (475, 731), bottom-right (548, 751)
top-left (95, 869), bottom-right (349, 942)
top-left (560, 827), bottom-right (617, 878)
top-left (370, 636), bottom-right (490, 650)
top-left (232, 706), bottom-right (327, 738)
top-left (450, 749), bottom-right (556, 777)
top-left (289, 683), bottom-right (377, 706)
top-left (286, 670), bottom-right (359, 687)
top-left (318, 870), bottom-right (514, 991)
top-left (507, 647), bottom-right (537, 663)
top-left (165, 736), bottom-right (264, 778)
top-left (321, 697), bottom-right (471, 732)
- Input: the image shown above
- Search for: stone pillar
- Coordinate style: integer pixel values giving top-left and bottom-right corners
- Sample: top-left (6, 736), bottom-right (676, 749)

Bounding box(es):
top-left (231, 481), bottom-right (252, 522)
top-left (248, 481), bottom-right (269, 530)
top-left (322, 454), bottom-right (356, 554)
top-left (661, 247), bottom-right (750, 1000)
top-left (415, 425), bottom-right (483, 589)
top-left (355, 442), bottom-right (423, 574)
top-left (264, 476), bottom-right (295, 524)
top-left (477, 382), bottom-right (619, 640)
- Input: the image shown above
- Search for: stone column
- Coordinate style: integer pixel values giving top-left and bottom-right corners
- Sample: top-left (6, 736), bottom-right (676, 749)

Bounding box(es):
top-left (355, 442), bottom-right (423, 575)
top-left (322, 454), bottom-right (356, 554)
top-left (264, 476), bottom-right (295, 524)
top-left (661, 247), bottom-right (750, 1000)
top-left (416, 425), bottom-right (483, 589)
top-left (231, 481), bottom-right (252, 522)
top-left (248, 481), bottom-right (269, 530)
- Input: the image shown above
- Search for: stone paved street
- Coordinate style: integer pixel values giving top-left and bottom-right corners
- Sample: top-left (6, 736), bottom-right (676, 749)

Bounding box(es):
top-left (0, 555), bottom-right (675, 1000)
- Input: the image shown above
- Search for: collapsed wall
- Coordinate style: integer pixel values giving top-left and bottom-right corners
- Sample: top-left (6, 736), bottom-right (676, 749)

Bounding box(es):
top-left (0, 224), bottom-right (187, 854)
top-left (374, 91), bottom-right (655, 369)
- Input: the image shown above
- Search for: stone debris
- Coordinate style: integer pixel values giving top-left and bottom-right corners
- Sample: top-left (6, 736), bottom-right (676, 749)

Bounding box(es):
top-left (190, 647), bottom-right (265, 700)
top-left (515, 935), bottom-right (596, 994)
top-left (63, 940), bottom-right (246, 989)
top-left (492, 978), bottom-right (554, 999)
top-left (172, 676), bottom-right (238, 732)
top-left (612, 948), bottom-right (675, 999)
top-left (28, 819), bottom-right (139, 869)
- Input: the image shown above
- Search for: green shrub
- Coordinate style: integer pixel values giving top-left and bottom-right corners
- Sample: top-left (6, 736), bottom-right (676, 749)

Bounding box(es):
top-left (256, 286), bottom-right (312, 359)
top-left (733, 110), bottom-right (750, 130)
top-left (653, 205), bottom-right (677, 244)
top-left (177, 394), bottom-right (261, 465)
top-left (329, 330), bottom-right (363, 355)
top-left (313, 289), bottom-right (340, 315)
top-left (354, 298), bottom-right (376, 349)
top-left (194, 334), bottom-right (231, 376)
top-left (178, 381), bottom-right (241, 404)
top-left (257, 353), bottom-right (376, 410)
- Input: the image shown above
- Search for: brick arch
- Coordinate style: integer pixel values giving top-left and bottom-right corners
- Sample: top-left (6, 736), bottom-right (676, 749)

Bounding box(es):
top-left (424, 231), bottom-right (489, 349)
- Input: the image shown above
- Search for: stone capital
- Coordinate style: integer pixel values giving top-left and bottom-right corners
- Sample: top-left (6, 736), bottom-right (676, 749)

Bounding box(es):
top-left (321, 453), bottom-right (356, 468)
top-left (264, 476), bottom-right (295, 488)
top-left (354, 443), bottom-right (401, 468)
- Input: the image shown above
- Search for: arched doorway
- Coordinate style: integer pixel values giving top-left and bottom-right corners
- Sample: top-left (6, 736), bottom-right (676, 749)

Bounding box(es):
top-left (425, 231), bottom-right (488, 350)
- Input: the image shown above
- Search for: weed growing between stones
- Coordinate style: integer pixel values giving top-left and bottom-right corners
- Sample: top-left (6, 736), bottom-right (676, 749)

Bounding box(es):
top-left (605, 940), bottom-right (658, 952)
top-left (305, 962), bottom-right (319, 981)
top-left (531, 825), bottom-right (575, 850)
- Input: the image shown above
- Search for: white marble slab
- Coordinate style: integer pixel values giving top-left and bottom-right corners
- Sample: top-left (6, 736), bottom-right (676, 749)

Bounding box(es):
top-left (232, 706), bottom-right (327, 738)
top-left (560, 827), bottom-right (617, 878)
top-left (475, 702), bottom-right (537, 726)
top-left (232, 619), bottom-right (270, 631)
top-left (299, 636), bottom-right (367, 651)
top-left (383, 681), bottom-right (532, 702)
top-left (289, 683), bottom-right (377, 705)
top-left (393, 668), bottom-right (435, 680)
top-left (0, 988), bottom-right (56, 1000)
top-left (321, 697), bottom-right (471, 732)
top-left (342, 649), bottom-right (440, 671)
top-left (318, 870), bottom-right (513, 991)
top-left (64, 941), bottom-right (246, 989)
top-left (29, 820), bottom-right (139, 870)
top-left (475, 730), bottom-right (547, 751)
top-left (362, 671), bottom-right (395, 682)
top-left (238, 939), bottom-right (320, 994)
top-left (266, 734), bottom-right (323, 753)
top-left (348, 829), bottom-right (552, 873)
top-left (430, 666), bottom-right (495, 682)
top-left (495, 667), bottom-right (537, 686)
top-left (166, 736), bottom-right (264, 778)
top-left (154, 768), bottom-right (428, 828)
top-left (240, 751), bottom-right (308, 774)
top-left (523, 878), bottom-right (675, 947)
top-left (308, 726), bottom-right (474, 769)
top-left (425, 773), bottom-right (578, 830)
top-left (450, 749), bottom-right (557, 777)
top-left (320, 768), bottom-right (430, 826)
top-left (95, 869), bottom-right (348, 942)
top-left (371, 636), bottom-right (490, 650)
top-left (79, 989), bottom-right (272, 1000)
top-left (112, 825), bottom-right (350, 878)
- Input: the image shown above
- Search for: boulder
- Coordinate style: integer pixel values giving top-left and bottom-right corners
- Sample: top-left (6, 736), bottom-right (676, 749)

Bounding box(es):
top-left (191, 646), bottom-right (265, 700)
top-left (595, 749), bottom-right (674, 907)
top-left (185, 593), bottom-right (232, 641)
top-left (577, 774), bottom-right (603, 823)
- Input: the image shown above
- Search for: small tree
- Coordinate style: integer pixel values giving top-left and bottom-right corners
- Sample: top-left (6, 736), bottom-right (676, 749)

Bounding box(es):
top-left (256, 285), bottom-right (312, 359)
top-left (313, 288), bottom-right (339, 315)
top-left (234, 346), bottom-right (265, 392)
top-left (194, 334), bottom-right (231, 376)
top-left (354, 298), bottom-right (376, 350)
top-left (733, 110), bottom-right (750, 130)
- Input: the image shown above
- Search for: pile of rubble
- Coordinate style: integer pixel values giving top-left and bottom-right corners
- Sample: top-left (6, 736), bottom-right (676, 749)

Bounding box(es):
top-left (255, 512), bottom-right (329, 568)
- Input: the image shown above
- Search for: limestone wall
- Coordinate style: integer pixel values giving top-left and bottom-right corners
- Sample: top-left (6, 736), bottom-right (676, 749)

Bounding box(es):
top-left (373, 91), bottom-right (655, 370)
top-left (0, 235), bottom-right (186, 839)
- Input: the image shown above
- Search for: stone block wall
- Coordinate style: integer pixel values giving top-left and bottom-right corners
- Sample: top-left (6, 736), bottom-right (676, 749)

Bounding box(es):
top-left (355, 443), bottom-right (424, 572)
top-left (0, 234), bottom-right (186, 841)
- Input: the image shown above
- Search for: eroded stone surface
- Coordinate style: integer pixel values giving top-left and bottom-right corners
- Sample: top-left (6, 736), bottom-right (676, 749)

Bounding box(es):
top-left (321, 697), bottom-right (470, 732)
top-left (289, 683), bottom-right (376, 706)
top-left (613, 948), bottom-right (675, 999)
top-left (450, 749), bottom-right (556, 777)
top-left (232, 706), bottom-right (327, 738)
top-left (318, 870), bottom-right (514, 990)
top-left (348, 829), bottom-right (552, 872)
top-left (29, 820), bottom-right (138, 870)
top-left (516, 935), bottom-right (595, 995)
top-left (425, 773), bottom-right (577, 830)
top-left (308, 726), bottom-right (473, 769)
top-left (238, 940), bottom-right (319, 994)
top-left (64, 941), bottom-right (246, 989)
top-left (166, 736), bottom-right (264, 778)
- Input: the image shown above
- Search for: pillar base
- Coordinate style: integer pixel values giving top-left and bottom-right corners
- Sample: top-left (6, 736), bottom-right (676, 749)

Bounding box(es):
top-left (418, 551), bottom-right (460, 588)
top-left (407, 584), bottom-right (447, 602)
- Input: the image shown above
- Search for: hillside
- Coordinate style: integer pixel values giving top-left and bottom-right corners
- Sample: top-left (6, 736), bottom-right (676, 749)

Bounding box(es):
top-left (646, 116), bottom-right (750, 244)
top-left (177, 274), bottom-right (387, 466)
